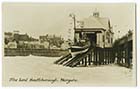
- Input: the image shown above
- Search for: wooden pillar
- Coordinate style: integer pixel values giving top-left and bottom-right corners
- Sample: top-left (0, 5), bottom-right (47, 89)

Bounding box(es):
top-left (120, 49), bottom-right (123, 64)
top-left (84, 56), bottom-right (87, 66)
top-left (111, 48), bottom-right (114, 63)
top-left (97, 49), bottom-right (99, 65)
top-left (119, 49), bottom-right (121, 64)
top-left (110, 49), bottom-right (112, 63)
top-left (90, 51), bottom-right (92, 64)
top-left (105, 50), bottom-right (108, 64)
top-left (104, 50), bottom-right (106, 64)
top-left (82, 58), bottom-right (84, 65)
top-left (98, 49), bottom-right (100, 65)
top-left (103, 48), bottom-right (105, 65)
top-left (99, 48), bottom-right (103, 65)
top-left (124, 48), bottom-right (127, 65)
top-left (88, 54), bottom-right (91, 65)
top-left (99, 49), bottom-right (102, 65)
top-left (92, 50), bottom-right (95, 64)
top-left (101, 48), bottom-right (103, 65)
top-left (117, 47), bottom-right (121, 64)
top-left (108, 49), bottom-right (110, 64)
top-left (122, 48), bottom-right (124, 64)
top-left (95, 49), bottom-right (97, 65)
top-left (109, 49), bottom-right (111, 63)
top-left (122, 49), bottom-right (124, 64)
top-left (127, 43), bottom-right (131, 68)
top-left (113, 48), bottom-right (115, 63)
top-left (107, 49), bottom-right (109, 64)
top-left (119, 48), bottom-right (122, 64)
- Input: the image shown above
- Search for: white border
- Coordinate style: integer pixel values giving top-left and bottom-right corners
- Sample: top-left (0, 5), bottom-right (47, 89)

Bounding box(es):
top-left (0, 0), bottom-right (139, 89)
top-left (0, 0), bottom-right (138, 3)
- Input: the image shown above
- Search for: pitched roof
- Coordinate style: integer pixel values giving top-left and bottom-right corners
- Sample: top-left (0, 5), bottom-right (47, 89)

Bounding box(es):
top-left (5, 32), bottom-right (13, 36)
top-left (78, 16), bottom-right (110, 30)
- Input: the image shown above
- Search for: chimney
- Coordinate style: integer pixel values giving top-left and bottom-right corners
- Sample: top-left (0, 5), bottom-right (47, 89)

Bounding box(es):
top-left (93, 12), bottom-right (99, 17)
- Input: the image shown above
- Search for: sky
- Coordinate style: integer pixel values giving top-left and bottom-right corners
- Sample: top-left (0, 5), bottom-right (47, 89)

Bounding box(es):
top-left (2, 3), bottom-right (135, 40)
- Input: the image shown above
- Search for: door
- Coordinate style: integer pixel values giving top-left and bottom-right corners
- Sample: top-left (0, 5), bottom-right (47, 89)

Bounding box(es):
top-left (86, 33), bottom-right (97, 47)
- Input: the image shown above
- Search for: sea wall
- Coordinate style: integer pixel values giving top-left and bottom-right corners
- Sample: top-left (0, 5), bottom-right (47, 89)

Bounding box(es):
top-left (4, 48), bottom-right (69, 57)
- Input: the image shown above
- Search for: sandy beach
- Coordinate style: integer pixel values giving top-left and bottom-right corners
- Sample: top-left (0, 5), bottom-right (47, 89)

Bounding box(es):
top-left (2, 55), bottom-right (136, 86)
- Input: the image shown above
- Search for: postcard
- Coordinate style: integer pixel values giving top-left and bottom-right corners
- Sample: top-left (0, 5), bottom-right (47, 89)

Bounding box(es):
top-left (2, 3), bottom-right (136, 86)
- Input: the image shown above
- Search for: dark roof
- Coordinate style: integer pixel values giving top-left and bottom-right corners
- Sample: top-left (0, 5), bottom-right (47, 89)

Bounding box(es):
top-left (14, 34), bottom-right (29, 41)
top-left (113, 31), bottom-right (133, 46)
top-left (5, 32), bottom-right (12, 36)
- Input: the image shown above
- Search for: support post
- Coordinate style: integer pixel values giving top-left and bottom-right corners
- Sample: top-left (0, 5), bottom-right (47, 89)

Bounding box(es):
top-left (85, 57), bottom-right (87, 66)
top-left (88, 54), bottom-right (91, 65)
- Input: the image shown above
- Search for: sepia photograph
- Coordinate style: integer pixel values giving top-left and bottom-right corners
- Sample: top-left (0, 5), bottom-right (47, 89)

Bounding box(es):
top-left (2, 3), bottom-right (136, 86)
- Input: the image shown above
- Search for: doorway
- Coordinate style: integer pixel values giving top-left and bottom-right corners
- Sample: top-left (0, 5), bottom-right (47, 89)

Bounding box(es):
top-left (86, 33), bottom-right (97, 47)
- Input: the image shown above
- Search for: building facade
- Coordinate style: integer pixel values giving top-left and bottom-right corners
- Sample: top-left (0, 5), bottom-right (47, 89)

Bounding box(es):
top-left (70, 12), bottom-right (114, 48)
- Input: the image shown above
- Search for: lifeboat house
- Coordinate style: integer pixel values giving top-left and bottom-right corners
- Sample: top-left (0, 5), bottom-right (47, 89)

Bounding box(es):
top-left (73, 12), bottom-right (114, 48)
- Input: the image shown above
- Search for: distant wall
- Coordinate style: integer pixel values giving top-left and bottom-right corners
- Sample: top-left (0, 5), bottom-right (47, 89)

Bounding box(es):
top-left (4, 48), bottom-right (69, 57)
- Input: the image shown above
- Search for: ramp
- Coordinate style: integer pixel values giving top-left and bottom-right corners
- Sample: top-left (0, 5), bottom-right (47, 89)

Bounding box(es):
top-left (54, 48), bottom-right (93, 67)
top-left (54, 53), bottom-right (72, 64)
top-left (63, 48), bottom-right (93, 67)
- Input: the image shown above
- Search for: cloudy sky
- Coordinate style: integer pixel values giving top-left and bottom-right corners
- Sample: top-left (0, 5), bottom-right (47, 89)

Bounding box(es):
top-left (3, 3), bottom-right (135, 40)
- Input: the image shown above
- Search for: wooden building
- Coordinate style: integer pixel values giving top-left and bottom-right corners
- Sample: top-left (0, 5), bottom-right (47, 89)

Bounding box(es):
top-left (70, 12), bottom-right (114, 48)
top-left (113, 30), bottom-right (133, 68)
